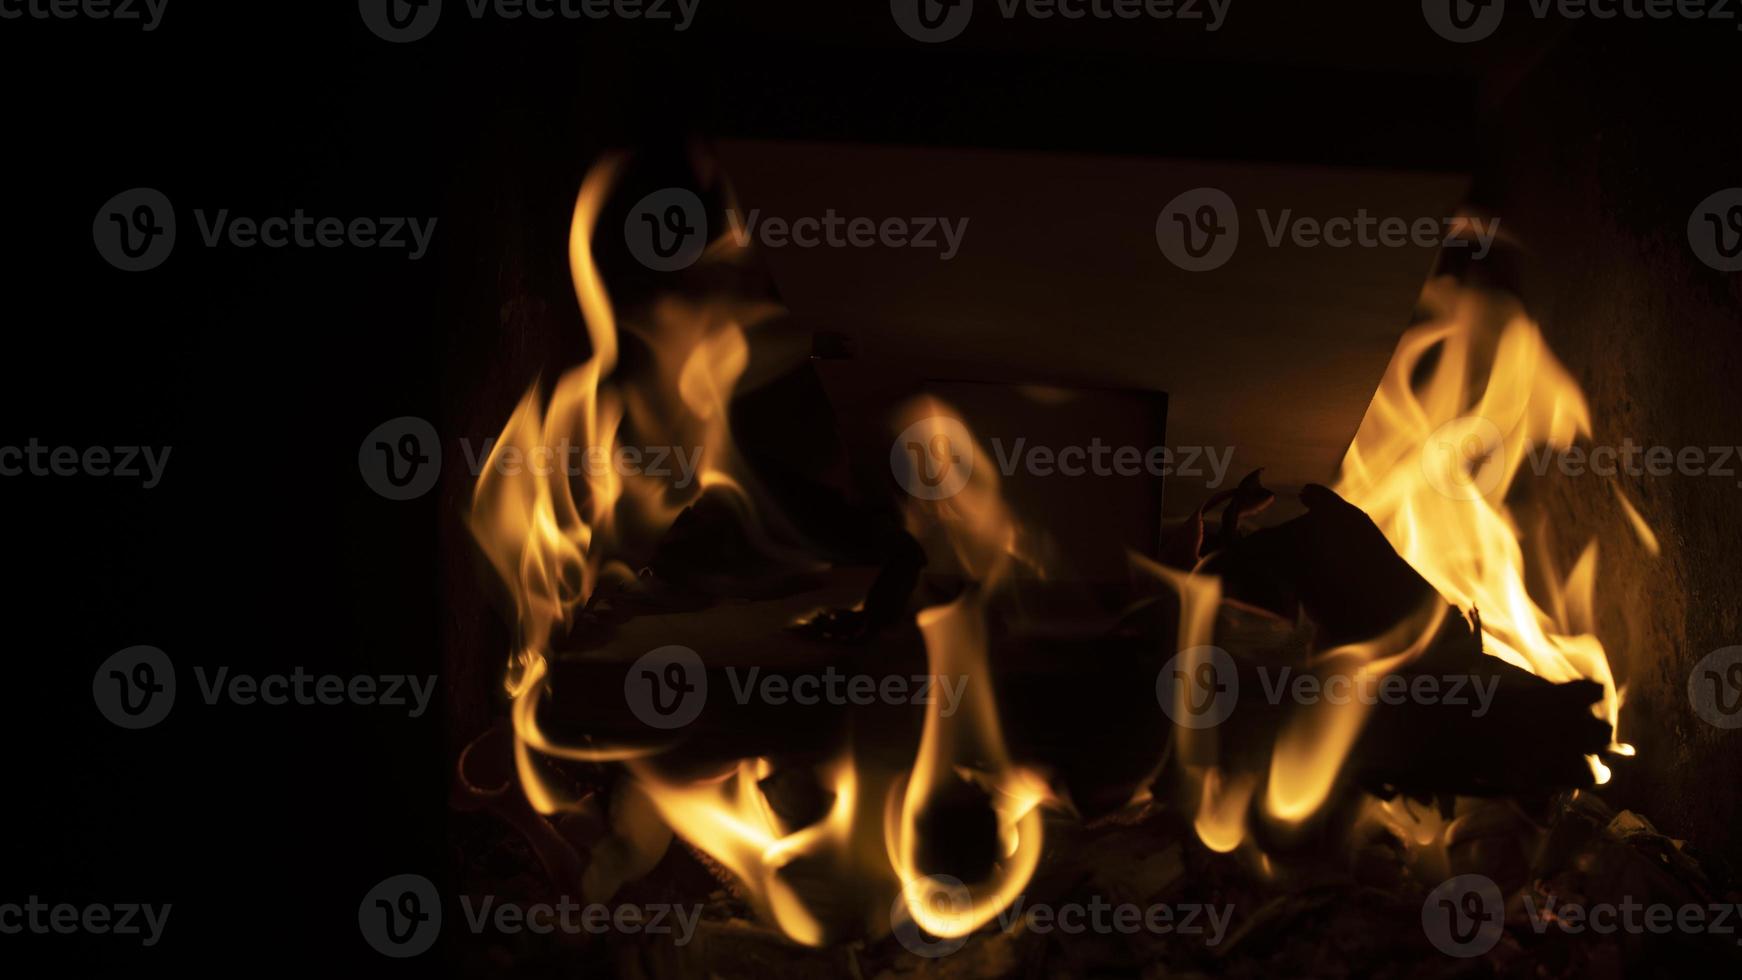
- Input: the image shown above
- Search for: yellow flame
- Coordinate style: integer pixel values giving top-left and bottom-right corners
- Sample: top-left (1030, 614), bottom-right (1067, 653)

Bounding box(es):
top-left (1264, 603), bottom-right (1446, 824)
top-left (469, 156), bottom-right (845, 911)
top-left (1332, 276), bottom-right (1639, 783)
top-left (881, 397), bottom-right (1053, 938)
top-left (1148, 276), bottom-right (1648, 853)
top-left (1613, 486), bottom-right (1660, 556)
top-left (1129, 557), bottom-right (1251, 852)
top-left (471, 162), bottom-right (1053, 946)
top-left (886, 593), bottom-right (1050, 938)
top-left (471, 159), bottom-right (631, 698)
top-left (627, 755), bottom-right (872, 946)
top-left (1194, 768), bottom-right (1257, 854)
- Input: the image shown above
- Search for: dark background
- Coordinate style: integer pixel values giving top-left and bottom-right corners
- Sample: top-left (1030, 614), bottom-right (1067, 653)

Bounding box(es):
top-left (2, 1), bottom-right (1737, 973)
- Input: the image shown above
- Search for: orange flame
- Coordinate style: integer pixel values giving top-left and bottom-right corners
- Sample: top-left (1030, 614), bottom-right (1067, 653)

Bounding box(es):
top-left (471, 161), bottom-right (1054, 947)
top-left (1263, 602), bottom-right (1447, 825)
top-left (1146, 275), bottom-right (1650, 855)
top-left (884, 397), bottom-right (1053, 938)
top-left (471, 159), bottom-right (631, 704)
top-left (474, 160), bottom-right (1643, 937)
top-left (1332, 276), bottom-right (1641, 784)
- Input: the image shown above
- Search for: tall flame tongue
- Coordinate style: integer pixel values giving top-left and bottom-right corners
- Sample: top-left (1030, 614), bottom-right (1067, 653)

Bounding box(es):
top-left (470, 154), bottom-right (786, 799)
top-left (1332, 276), bottom-right (1642, 785)
top-left (886, 400), bottom-right (1052, 940)
top-left (471, 158), bottom-right (628, 704)
top-left (1150, 275), bottom-right (1651, 856)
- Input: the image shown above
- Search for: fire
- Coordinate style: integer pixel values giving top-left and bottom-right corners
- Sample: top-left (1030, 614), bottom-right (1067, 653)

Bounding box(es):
top-left (1149, 275), bottom-right (1650, 856)
top-left (624, 755), bottom-right (874, 946)
top-left (1131, 559), bottom-right (1251, 852)
top-left (885, 596), bottom-right (1050, 939)
top-left (1332, 276), bottom-right (1643, 784)
top-left (470, 159), bottom-right (1052, 948)
top-left (471, 157), bottom-right (631, 706)
top-left (1262, 602), bottom-right (1448, 825)
top-left (471, 155), bottom-right (1647, 941)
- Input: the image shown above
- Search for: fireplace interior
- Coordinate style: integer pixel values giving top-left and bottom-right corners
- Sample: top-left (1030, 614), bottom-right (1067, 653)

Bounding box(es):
top-left (426, 18), bottom-right (1742, 979)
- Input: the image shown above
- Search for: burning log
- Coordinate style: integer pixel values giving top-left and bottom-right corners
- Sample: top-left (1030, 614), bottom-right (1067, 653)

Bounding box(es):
top-left (457, 151), bottom-right (1662, 965)
top-left (1192, 481), bottom-right (1616, 810)
top-left (529, 523), bottom-right (1613, 838)
top-left (1199, 481), bottom-right (1441, 648)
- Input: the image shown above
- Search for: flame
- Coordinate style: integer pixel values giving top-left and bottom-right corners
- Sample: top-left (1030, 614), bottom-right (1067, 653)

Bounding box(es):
top-left (1145, 276), bottom-right (1648, 855)
top-left (473, 160), bottom-right (1642, 939)
top-left (1263, 602), bottom-right (1447, 824)
top-left (885, 593), bottom-right (1050, 938)
top-left (625, 755), bottom-right (876, 946)
top-left (885, 397), bottom-right (1053, 938)
top-left (469, 156), bottom-right (821, 831)
top-left (1332, 275), bottom-right (1639, 783)
top-left (1130, 557), bottom-right (1255, 853)
top-left (470, 160), bottom-right (1054, 947)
